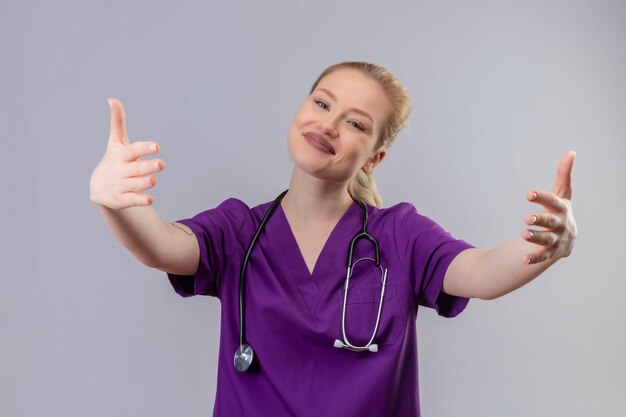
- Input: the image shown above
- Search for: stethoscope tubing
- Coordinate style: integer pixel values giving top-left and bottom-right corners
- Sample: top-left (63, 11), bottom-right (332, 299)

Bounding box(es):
top-left (235, 189), bottom-right (386, 372)
top-left (338, 258), bottom-right (388, 352)
top-left (238, 189), bottom-right (288, 349)
top-left (347, 200), bottom-right (381, 268)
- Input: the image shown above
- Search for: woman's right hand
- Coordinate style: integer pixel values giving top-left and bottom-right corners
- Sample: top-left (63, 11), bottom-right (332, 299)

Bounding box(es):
top-left (90, 98), bottom-right (165, 209)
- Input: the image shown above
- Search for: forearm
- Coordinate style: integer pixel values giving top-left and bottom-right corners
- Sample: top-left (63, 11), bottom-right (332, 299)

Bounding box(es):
top-left (98, 204), bottom-right (182, 269)
top-left (470, 239), bottom-right (558, 300)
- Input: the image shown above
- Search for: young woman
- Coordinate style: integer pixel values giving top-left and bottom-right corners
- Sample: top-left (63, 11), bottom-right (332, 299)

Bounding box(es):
top-left (90, 62), bottom-right (577, 416)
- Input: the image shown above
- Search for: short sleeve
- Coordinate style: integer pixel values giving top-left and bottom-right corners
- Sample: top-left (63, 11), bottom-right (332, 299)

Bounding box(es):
top-left (167, 198), bottom-right (249, 298)
top-left (394, 203), bottom-right (474, 317)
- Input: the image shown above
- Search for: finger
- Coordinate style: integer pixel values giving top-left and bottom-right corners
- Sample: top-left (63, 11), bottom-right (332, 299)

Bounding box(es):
top-left (118, 192), bottom-right (154, 208)
top-left (527, 190), bottom-right (567, 213)
top-left (523, 247), bottom-right (555, 265)
top-left (120, 175), bottom-right (157, 194)
top-left (523, 229), bottom-right (558, 247)
top-left (123, 141), bottom-right (160, 162)
top-left (108, 98), bottom-right (129, 146)
top-left (552, 151), bottom-right (576, 200)
top-left (122, 159), bottom-right (165, 178)
top-left (525, 212), bottom-right (562, 229)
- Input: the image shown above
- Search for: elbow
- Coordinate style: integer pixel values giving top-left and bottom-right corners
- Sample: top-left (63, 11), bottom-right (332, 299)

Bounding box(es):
top-left (137, 254), bottom-right (163, 270)
top-left (476, 286), bottom-right (510, 301)
top-left (477, 292), bottom-right (499, 301)
top-left (130, 248), bottom-right (166, 270)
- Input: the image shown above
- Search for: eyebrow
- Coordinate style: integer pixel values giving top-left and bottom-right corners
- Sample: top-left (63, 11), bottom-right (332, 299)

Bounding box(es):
top-left (316, 88), bottom-right (374, 124)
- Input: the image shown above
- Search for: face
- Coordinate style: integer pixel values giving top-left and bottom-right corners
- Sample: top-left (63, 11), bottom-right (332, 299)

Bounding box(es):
top-left (286, 68), bottom-right (390, 184)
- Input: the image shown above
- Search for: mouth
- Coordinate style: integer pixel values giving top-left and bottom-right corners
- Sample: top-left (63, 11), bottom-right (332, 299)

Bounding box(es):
top-left (303, 132), bottom-right (336, 155)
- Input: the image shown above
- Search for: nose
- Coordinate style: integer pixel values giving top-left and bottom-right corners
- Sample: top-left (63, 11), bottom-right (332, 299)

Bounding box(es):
top-left (320, 113), bottom-right (339, 138)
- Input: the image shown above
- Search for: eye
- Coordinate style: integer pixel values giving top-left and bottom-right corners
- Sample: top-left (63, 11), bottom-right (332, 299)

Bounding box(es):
top-left (348, 120), bottom-right (365, 131)
top-left (315, 100), bottom-right (329, 110)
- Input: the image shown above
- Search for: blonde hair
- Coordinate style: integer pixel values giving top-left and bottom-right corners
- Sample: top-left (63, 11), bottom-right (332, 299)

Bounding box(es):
top-left (309, 62), bottom-right (411, 207)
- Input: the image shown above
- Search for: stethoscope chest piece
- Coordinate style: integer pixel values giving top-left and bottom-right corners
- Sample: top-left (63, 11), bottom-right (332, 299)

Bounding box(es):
top-left (234, 344), bottom-right (254, 372)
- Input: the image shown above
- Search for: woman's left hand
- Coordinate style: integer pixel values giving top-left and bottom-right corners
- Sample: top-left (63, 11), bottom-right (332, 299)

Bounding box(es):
top-left (522, 151), bottom-right (578, 265)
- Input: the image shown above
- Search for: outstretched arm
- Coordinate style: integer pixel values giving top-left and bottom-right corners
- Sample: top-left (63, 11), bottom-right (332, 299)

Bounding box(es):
top-left (443, 151), bottom-right (577, 300)
top-left (90, 99), bottom-right (199, 275)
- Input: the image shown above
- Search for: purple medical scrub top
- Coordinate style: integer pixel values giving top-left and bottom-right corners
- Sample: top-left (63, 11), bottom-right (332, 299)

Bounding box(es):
top-left (167, 197), bottom-right (473, 417)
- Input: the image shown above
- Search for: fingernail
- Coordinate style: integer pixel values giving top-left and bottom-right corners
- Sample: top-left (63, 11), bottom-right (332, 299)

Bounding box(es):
top-left (528, 192), bottom-right (538, 200)
top-left (526, 257), bottom-right (532, 265)
top-left (150, 143), bottom-right (157, 152)
top-left (154, 160), bottom-right (161, 169)
top-left (531, 215), bottom-right (537, 224)
top-left (527, 231), bottom-right (534, 240)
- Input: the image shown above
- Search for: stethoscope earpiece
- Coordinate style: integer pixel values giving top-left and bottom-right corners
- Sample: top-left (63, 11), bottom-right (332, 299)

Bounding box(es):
top-left (334, 339), bottom-right (379, 353)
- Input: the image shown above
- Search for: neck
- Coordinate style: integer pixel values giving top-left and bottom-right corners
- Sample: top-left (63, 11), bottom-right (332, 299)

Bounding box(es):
top-left (281, 167), bottom-right (354, 224)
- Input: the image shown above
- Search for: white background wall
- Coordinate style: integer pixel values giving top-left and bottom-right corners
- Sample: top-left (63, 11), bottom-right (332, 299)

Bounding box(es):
top-left (1, 0), bottom-right (624, 415)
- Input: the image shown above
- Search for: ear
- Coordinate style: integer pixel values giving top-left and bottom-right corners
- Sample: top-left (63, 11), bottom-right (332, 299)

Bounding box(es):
top-left (361, 149), bottom-right (387, 173)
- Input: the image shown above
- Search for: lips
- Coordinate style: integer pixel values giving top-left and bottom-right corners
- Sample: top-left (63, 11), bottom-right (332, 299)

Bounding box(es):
top-left (303, 132), bottom-right (336, 155)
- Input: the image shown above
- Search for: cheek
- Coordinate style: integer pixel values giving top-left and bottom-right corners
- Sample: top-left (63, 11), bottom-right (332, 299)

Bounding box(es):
top-left (287, 109), bottom-right (305, 137)
top-left (291, 109), bottom-right (310, 129)
top-left (286, 120), bottom-right (309, 164)
top-left (286, 129), bottom-right (297, 160)
top-left (286, 107), bottom-right (314, 151)
top-left (286, 118), bottom-right (300, 151)
top-left (344, 136), bottom-right (372, 163)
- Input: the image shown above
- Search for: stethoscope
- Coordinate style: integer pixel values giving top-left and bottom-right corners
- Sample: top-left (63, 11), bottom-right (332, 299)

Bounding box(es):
top-left (234, 190), bottom-right (388, 372)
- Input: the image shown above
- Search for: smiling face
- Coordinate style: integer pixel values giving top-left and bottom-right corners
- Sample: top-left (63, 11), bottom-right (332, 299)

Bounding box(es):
top-left (287, 68), bottom-right (391, 184)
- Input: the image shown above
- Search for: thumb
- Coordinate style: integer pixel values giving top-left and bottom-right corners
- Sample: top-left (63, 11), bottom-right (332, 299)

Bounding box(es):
top-left (107, 98), bottom-right (128, 146)
top-left (552, 150), bottom-right (576, 200)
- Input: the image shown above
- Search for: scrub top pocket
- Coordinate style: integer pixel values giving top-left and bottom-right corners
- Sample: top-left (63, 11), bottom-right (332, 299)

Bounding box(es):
top-left (337, 282), bottom-right (405, 347)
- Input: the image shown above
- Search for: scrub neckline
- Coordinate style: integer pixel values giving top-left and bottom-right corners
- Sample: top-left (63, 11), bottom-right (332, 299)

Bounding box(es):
top-left (269, 199), bottom-right (361, 289)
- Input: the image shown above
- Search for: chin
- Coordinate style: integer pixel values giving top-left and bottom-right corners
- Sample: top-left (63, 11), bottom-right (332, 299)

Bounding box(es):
top-left (291, 155), bottom-right (354, 184)
top-left (290, 152), bottom-right (329, 178)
